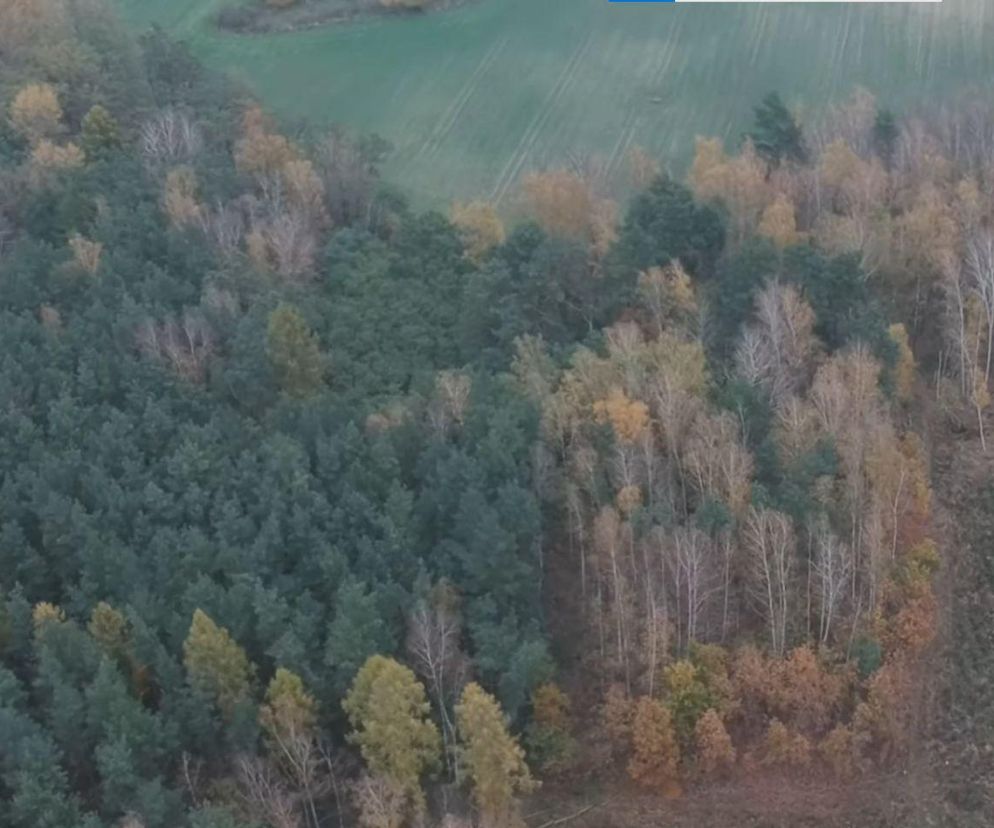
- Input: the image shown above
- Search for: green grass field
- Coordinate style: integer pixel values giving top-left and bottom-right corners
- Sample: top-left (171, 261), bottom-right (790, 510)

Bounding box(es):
top-left (116, 0), bottom-right (994, 206)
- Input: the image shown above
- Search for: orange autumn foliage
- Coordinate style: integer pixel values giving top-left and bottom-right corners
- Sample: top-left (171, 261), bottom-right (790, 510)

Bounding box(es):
top-left (600, 684), bottom-right (634, 753)
top-left (694, 708), bottom-right (736, 774)
top-left (761, 719), bottom-right (811, 769)
top-left (852, 657), bottom-right (916, 764)
top-left (235, 105), bottom-right (298, 177)
top-left (768, 645), bottom-right (846, 733)
top-left (819, 724), bottom-right (857, 779)
top-left (628, 696), bottom-right (681, 795)
top-left (592, 387), bottom-right (649, 443)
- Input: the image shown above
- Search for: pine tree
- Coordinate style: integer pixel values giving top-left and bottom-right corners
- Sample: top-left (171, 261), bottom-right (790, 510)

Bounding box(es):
top-left (80, 105), bottom-right (121, 160)
top-left (873, 109), bottom-right (899, 169)
top-left (326, 580), bottom-right (395, 694)
top-left (748, 92), bottom-right (807, 167)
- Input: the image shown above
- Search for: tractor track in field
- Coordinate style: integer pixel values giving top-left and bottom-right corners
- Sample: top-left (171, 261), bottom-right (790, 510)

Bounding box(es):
top-left (491, 33), bottom-right (594, 205)
top-left (605, 25), bottom-right (683, 181)
top-left (414, 36), bottom-right (509, 163)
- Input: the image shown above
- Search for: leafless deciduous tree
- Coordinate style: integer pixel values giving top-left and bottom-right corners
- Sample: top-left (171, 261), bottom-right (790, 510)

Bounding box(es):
top-left (135, 310), bottom-right (215, 383)
top-left (267, 718), bottom-right (327, 828)
top-left (745, 508), bottom-right (795, 657)
top-left (264, 210), bottom-right (316, 280)
top-left (351, 773), bottom-right (406, 828)
top-left (808, 87), bottom-right (877, 160)
top-left (198, 199), bottom-right (247, 261)
top-left (670, 526), bottom-right (716, 650)
top-left (916, 98), bottom-right (994, 172)
top-left (140, 108), bottom-right (203, 169)
top-left (965, 227), bottom-right (994, 384)
top-left (426, 371), bottom-right (472, 438)
top-left (811, 520), bottom-right (852, 645)
top-left (685, 412), bottom-right (754, 517)
top-left (593, 505), bottom-right (634, 692)
top-left (735, 282), bottom-right (819, 407)
top-left (317, 130), bottom-right (383, 228)
top-left (236, 754), bottom-right (301, 828)
top-left (810, 348), bottom-right (886, 600)
top-left (405, 584), bottom-right (468, 779)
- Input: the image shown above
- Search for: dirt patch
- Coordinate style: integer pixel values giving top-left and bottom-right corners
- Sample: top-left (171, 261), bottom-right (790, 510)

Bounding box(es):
top-left (525, 765), bottom-right (938, 828)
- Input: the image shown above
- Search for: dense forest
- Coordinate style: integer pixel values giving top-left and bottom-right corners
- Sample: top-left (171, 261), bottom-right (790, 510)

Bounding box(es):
top-left (1, 1), bottom-right (993, 827)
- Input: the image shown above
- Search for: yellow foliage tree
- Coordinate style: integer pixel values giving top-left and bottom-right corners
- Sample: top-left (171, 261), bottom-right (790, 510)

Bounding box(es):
top-left (456, 682), bottom-right (535, 828)
top-left (818, 139), bottom-right (865, 197)
top-left (523, 169), bottom-right (591, 239)
top-left (164, 166), bottom-right (202, 227)
top-left (688, 137), bottom-right (770, 243)
top-left (522, 169), bottom-right (617, 257)
top-left (182, 609), bottom-right (255, 717)
top-left (592, 387), bottom-right (649, 443)
top-left (235, 105), bottom-right (298, 177)
top-left (10, 82), bottom-right (63, 143)
top-left (30, 139), bottom-right (84, 172)
top-left (343, 655), bottom-right (441, 815)
top-left (687, 136), bottom-right (726, 197)
top-left (757, 193), bottom-right (799, 249)
top-left (32, 601), bottom-right (65, 633)
top-left (451, 200), bottom-right (505, 263)
top-left (260, 667), bottom-right (318, 744)
top-left (88, 601), bottom-right (130, 661)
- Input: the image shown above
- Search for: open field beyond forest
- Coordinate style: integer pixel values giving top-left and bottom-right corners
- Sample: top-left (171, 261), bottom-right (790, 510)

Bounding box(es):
top-left (116, 0), bottom-right (994, 206)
